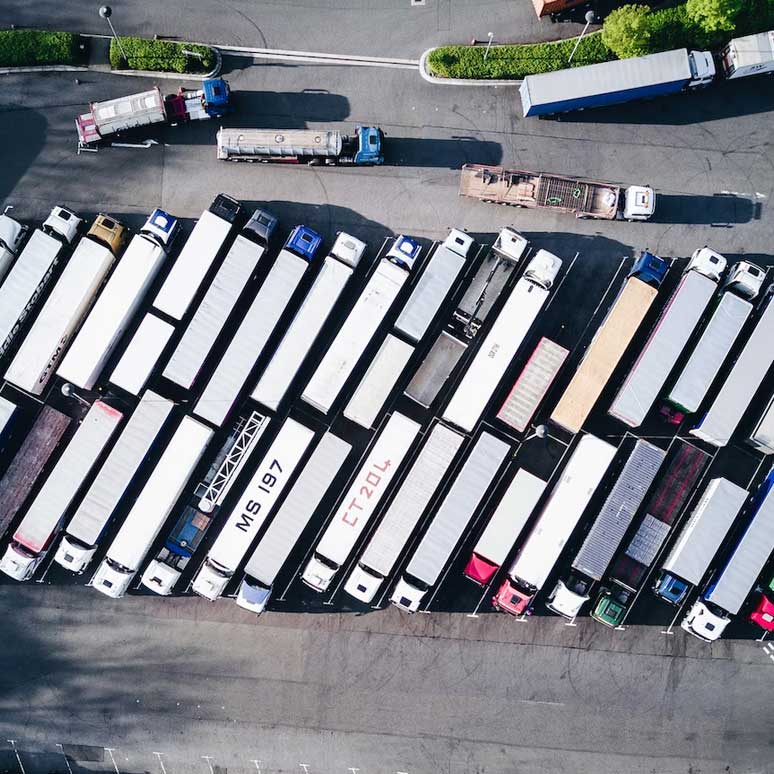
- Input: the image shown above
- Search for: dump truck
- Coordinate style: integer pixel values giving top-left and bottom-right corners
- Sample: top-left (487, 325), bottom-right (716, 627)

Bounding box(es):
top-left (492, 434), bottom-right (616, 617)
top-left (301, 412), bottom-right (420, 593)
top-left (550, 251), bottom-right (668, 434)
top-left (76, 79), bottom-right (231, 149)
top-left (590, 441), bottom-right (710, 627)
top-left (0, 401), bottom-right (123, 581)
top-left (54, 392), bottom-right (174, 573)
top-left (236, 433), bottom-right (352, 614)
top-left (544, 440), bottom-right (665, 619)
top-left (682, 467), bottom-right (774, 642)
top-left (163, 207), bottom-right (278, 389)
top-left (666, 262), bottom-right (764, 414)
top-left (443, 250), bottom-right (562, 433)
top-left (653, 478), bottom-right (748, 605)
top-left (216, 126), bottom-right (384, 165)
top-left (459, 164), bottom-right (656, 221)
top-left (195, 226), bottom-right (322, 427)
top-left (344, 423), bottom-right (464, 604)
top-left (252, 233), bottom-right (365, 411)
top-left (609, 248), bottom-right (726, 428)
top-left (391, 431), bottom-right (511, 613)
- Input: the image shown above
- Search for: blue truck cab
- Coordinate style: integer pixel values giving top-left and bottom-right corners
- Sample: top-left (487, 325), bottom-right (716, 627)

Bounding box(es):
top-left (285, 225), bottom-right (323, 261)
top-left (354, 126), bottom-right (385, 165)
top-left (141, 208), bottom-right (179, 249)
top-left (202, 78), bottom-right (232, 118)
top-left (630, 250), bottom-right (668, 288)
top-left (654, 572), bottom-right (691, 604)
top-left (387, 235), bottom-right (421, 271)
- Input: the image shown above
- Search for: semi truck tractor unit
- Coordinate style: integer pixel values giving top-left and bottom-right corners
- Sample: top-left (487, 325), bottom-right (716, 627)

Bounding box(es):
top-left (301, 412), bottom-right (420, 592)
top-left (0, 210), bottom-right (28, 282)
top-left (0, 401), bottom-right (123, 581)
top-left (493, 435), bottom-right (616, 616)
top-left (391, 431), bottom-right (511, 613)
top-left (653, 478), bottom-right (747, 605)
top-left (682, 468), bottom-right (774, 642)
top-left (191, 418), bottom-right (314, 601)
top-left (591, 442), bottom-right (710, 627)
top-left (216, 126), bottom-right (384, 165)
top-left (344, 423), bottom-right (464, 604)
top-left (459, 164), bottom-right (655, 221)
top-left (442, 250), bottom-right (562, 434)
top-left (545, 440), bottom-right (665, 619)
top-left (236, 433), bottom-right (352, 614)
top-left (91, 416), bottom-right (213, 599)
top-left (551, 251), bottom-right (668, 434)
top-left (77, 79), bottom-right (231, 148)
top-left (609, 247), bottom-right (726, 428)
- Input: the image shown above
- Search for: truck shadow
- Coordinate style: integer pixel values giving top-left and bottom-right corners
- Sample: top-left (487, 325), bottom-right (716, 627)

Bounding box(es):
top-left (0, 105), bottom-right (46, 207)
top-left (652, 193), bottom-right (757, 225)
top-left (384, 137), bottom-right (502, 168)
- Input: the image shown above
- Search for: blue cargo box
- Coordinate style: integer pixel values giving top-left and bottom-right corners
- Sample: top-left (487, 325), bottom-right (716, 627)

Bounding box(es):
top-left (520, 49), bottom-right (693, 117)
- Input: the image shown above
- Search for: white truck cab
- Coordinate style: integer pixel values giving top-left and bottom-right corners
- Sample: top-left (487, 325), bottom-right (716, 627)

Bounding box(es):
top-left (54, 536), bottom-right (97, 573)
top-left (0, 543), bottom-right (40, 581)
top-left (493, 226), bottom-right (529, 262)
top-left (235, 578), bottom-right (272, 614)
top-left (301, 554), bottom-right (338, 592)
top-left (43, 205), bottom-right (82, 244)
top-left (190, 558), bottom-right (230, 600)
top-left (523, 249), bottom-right (562, 290)
top-left (0, 210), bottom-right (28, 280)
top-left (688, 246), bottom-right (727, 282)
top-left (545, 579), bottom-right (589, 619)
top-left (723, 260), bottom-right (765, 300)
top-left (330, 232), bottom-right (366, 268)
top-left (443, 228), bottom-right (474, 257)
top-left (389, 577), bottom-right (427, 613)
top-left (680, 599), bottom-right (729, 641)
top-left (622, 186), bottom-right (656, 221)
top-left (386, 235), bottom-right (421, 271)
top-left (140, 559), bottom-right (181, 596)
top-left (91, 558), bottom-right (134, 599)
top-left (687, 50), bottom-right (717, 87)
top-left (344, 564), bottom-right (384, 604)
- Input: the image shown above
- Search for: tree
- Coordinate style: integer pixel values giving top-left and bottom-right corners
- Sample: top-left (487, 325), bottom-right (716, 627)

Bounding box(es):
top-left (686, 0), bottom-right (743, 33)
top-left (602, 4), bottom-right (653, 59)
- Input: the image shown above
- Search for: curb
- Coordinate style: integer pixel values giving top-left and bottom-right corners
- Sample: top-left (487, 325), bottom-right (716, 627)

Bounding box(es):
top-left (419, 47), bottom-right (522, 87)
top-left (217, 43), bottom-right (418, 69)
top-left (0, 64), bottom-right (89, 75)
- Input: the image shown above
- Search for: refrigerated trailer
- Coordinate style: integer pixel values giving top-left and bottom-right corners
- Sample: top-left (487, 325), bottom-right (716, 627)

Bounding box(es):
top-left (390, 431), bottom-right (511, 613)
top-left (497, 338), bottom-right (568, 433)
top-left (163, 209), bottom-right (278, 389)
top-left (141, 411), bottom-right (271, 595)
top-left (91, 416), bottom-right (213, 598)
top-left (609, 249), bottom-right (725, 427)
top-left (442, 250), bottom-right (562, 433)
top-left (682, 467), bottom-right (774, 641)
top-left (191, 418), bottom-right (315, 600)
top-left (5, 231), bottom-right (119, 395)
top-left (551, 251), bottom-right (668, 434)
top-left (302, 412), bottom-right (420, 592)
top-left (691, 289), bottom-right (774, 447)
top-left (591, 441), bottom-right (710, 627)
top-left (58, 220), bottom-right (175, 390)
top-left (108, 313), bottom-right (175, 396)
top-left (236, 432), bottom-right (352, 614)
top-left (394, 229), bottom-right (473, 343)
top-left (251, 233), bottom-right (365, 411)
top-left (301, 244), bottom-right (415, 414)
top-left (544, 439), bottom-right (665, 619)
top-left (492, 434), bottom-right (616, 616)
top-left (344, 423), bottom-right (465, 604)
top-left (0, 406), bottom-right (71, 540)
top-left (463, 469), bottom-right (547, 586)
top-left (343, 335), bottom-right (414, 429)
top-left (653, 478), bottom-right (747, 605)
top-left (0, 401), bottom-right (123, 581)
top-left (54, 392), bottom-right (174, 573)
top-left (0, 207), bottom-right (82, 358)
top-left (195, 227), bottom-right (321, 427)
top-left (153, 194), bottom-right (240, 321)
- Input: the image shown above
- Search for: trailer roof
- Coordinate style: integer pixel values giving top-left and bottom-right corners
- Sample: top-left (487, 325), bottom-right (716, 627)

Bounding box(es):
top-left (729, 30), bottom-right (774, 68)
top-left (217, 128), bottom-right (343, 158)
top-left (520, 49), bottom-right (692, 109)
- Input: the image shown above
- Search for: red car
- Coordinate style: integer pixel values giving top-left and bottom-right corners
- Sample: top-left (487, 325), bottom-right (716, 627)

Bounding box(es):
top-left (749, 577), bottom-right (774, 632)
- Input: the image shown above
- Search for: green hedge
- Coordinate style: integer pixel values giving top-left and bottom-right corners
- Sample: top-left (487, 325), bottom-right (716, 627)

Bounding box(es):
top-left (0, 29), bottom-right (85, 67)
top-left (427, 32), bottom-right (612, 80)
top-left (110, 37), bottom-right (215, 73)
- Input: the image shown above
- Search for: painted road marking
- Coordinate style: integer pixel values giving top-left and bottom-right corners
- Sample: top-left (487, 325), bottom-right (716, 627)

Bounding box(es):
top-left (7, 740), bottom-right (25, 774)
top-left (105, 748), bottom-right (120, 774)
top-left (250, 760), bottom-right (262, 773)
top-left (201, 755), bottom-right (214, 774)
top-left (56, 744), bottom-right (74, 774)
top-left (218, 45), bottom-right (418, 70)
top-left (153, 752), bottom-right (167, 774)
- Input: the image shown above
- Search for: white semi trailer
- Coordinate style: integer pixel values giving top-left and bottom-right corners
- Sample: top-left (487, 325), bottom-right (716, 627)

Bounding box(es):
top-left (91, 416), bottom-right (213, 598)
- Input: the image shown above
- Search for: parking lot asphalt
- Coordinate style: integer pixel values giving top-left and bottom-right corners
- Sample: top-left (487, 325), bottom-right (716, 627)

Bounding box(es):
top-left (1, 58), bottom-right (774, 774)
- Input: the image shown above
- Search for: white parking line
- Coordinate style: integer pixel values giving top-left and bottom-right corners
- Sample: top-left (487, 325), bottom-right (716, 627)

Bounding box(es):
top-left (300, 765), bottom-right (311, 774)
top-left (56, 744), bottom-right (74, 774)
top-left (7, 740), bottom-right (25, 774)
top-left (153, 751), bottom-right (167, 774)
top-left (250, 760), bottom-right (262, 773)
top-left (105, 748), bottom-right (120, 774)
top-left (201, 755), bottom-right (214, 774)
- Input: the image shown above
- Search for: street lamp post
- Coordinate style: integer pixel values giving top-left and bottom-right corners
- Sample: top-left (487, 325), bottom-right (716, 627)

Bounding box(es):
top-left (484, 31), bottom-right (494, 61)
top-left (568, 10), bottom-right (597, 64)
top-left (99, 6), bottom-right (128, 66)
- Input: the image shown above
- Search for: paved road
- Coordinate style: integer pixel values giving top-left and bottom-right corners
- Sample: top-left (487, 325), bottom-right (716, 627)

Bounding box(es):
top-left (0, 586), bottom-right (771, 774)
top-left (5, 0), bottom-right (585, 59)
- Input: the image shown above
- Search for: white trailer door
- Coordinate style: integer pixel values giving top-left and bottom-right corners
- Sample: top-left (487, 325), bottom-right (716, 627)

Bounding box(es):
top-left (109, 314), bottom-right (175, 396)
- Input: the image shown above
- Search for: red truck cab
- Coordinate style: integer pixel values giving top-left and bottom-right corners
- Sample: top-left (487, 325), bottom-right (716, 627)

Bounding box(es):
top-left (464, 554), bottom-right (499, 585)
top-left (492, 578), bottom-right (532, 615)
top-left (749, 577), bottom-right (774, 632)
